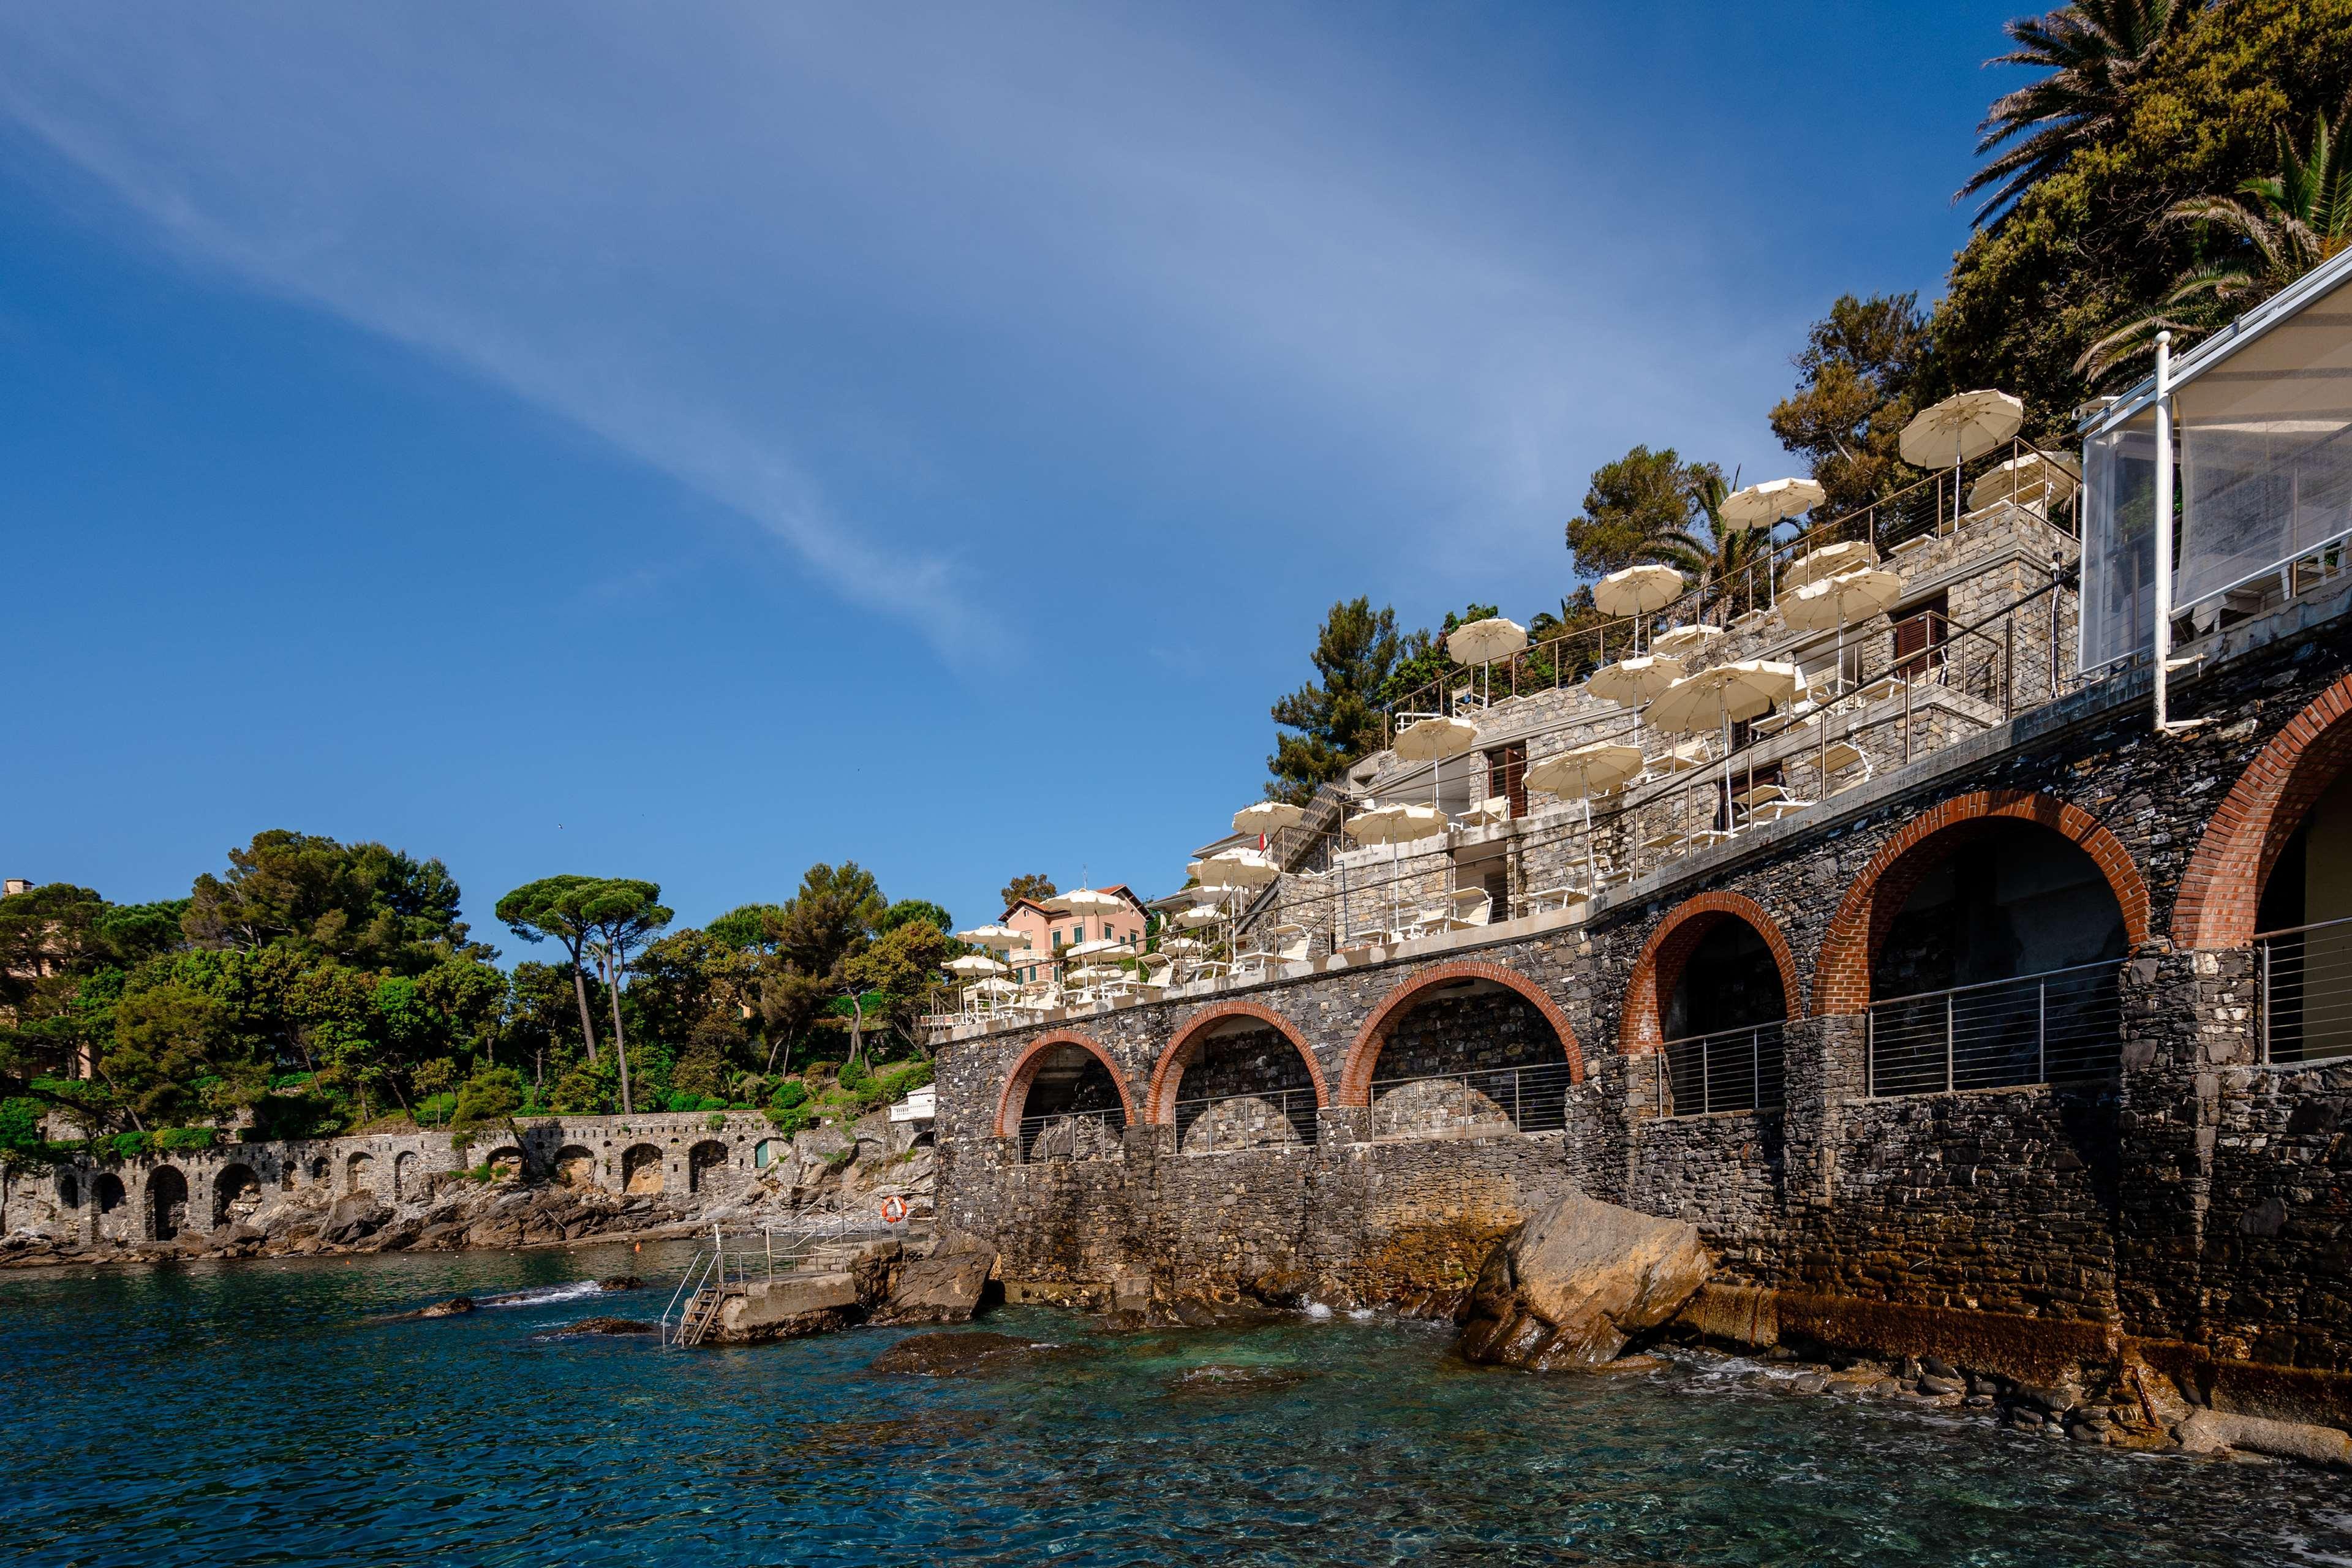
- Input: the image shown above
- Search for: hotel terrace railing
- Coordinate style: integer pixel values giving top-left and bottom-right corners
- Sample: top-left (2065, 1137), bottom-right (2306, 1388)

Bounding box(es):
top-left (1170, 1087), bottom-right (1321, 1154)
top-left (1366, 1060), bottom-right (1575, 1140)
top-left (1657, 1020), bottom-right (1786, 1117)
top-left (1381, 434), bottom-right (2081, 731)
top-left (1865, 962), bottom-right (2123, 1098)
top-left (1017, 1107), bottom-right (1126, 1163)
top-left (2256, 915), bottom-right (2352, 1066)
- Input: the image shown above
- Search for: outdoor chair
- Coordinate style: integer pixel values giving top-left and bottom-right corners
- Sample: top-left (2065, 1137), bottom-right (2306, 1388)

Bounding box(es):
top-left (1448, 888), bottom-right (1493, 927)
top-left (1822, 737), bottom-right (1874, 795)
top-left (1271, 925), bottom-right (1313, 963)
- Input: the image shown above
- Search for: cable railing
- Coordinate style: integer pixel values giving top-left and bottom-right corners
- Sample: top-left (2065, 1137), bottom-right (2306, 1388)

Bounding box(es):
top-left (2256, 915), bottom-right (2352, 1066)
top-left (1381, 435), bottom-right (2081, 729)
top-left (660, 1213), bottom-right (917, 1347)
top-left (1658, 1020), bottom-right (1786, 1116)
top-left (1170, 1087), bottom-right (1321, 1153)
top-left (1017, 1106), bottom-right (1126, 1163)
top-left (1866, 960), bottom-right (2123, 1098)
top-left (1365, 1060), bottom-right (1575, 1140)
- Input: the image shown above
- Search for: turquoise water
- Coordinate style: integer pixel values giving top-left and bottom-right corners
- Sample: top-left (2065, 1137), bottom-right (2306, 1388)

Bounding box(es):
top-left (7, 1246), bottom-right (2352, 1567)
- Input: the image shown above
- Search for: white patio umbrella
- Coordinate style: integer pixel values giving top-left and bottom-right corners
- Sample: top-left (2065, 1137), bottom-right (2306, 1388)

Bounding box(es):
top-left (1586, 654), bottom-right (1683, 708)
top-left (1648, 661), bottom-right (1806, 839)
top-left (1901, 389), bottom-right (2026, 529)
top-left (1594, 564), bottom-right (1686, 652)
top-left (1969, 450), bottom-right (2079, 513)
top-left (1174, 903), bottom-right (1225, 928)
top-left (1065, 937), bottom-right (1126, 959)
top-left (1346, 804), bottom-right (1449, 935)
top-left (1782, 538), bottom-right (1879, 594)
top-left (1719, 477), bottom-right (1825, 531)
top-left (1197, 849), bottom-right (1278, 888)
top-left (966, 976), bottom-right (1020, 1000)
top-left (1231, 801), bottom-right (1305, 839)
top-left (1782, 568), bottom-right (1903, 694)
top-left (1393, 714), bottom-right (1480, 809)
top-left (1068, 965), bottom-right (1123, 986)
top-left (946, 953), bottom-right (1007, 976)
top-left (1526, 742), bottom-right (1646, 891)
top-left (956, 924), bottom-right (1028, 951)
top-left (1651, 624), bottom-right (1724, 660)
top-left (1446, 616), bottom-right (1529, 707)
top-left (1044, 888), bottom-right (1126, 914)
top-left (1163, 935), bottom-right (1208, 953)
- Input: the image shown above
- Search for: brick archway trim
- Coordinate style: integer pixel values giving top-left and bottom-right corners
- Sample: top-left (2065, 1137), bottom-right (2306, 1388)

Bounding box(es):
top-left (1618, 891), bottom-right (1801, 1055)
top-left (1812, 788), bottom-right (2151, 1016)
top-left (992, 1030), bottom-right (1135, 1138)
top-left (1145, 1000), bottom-right (1329, 1125)
top-left (1336, 959), bottom-right (1583, 1107)
top-left (2174, 673), bottom-right (2352, 949)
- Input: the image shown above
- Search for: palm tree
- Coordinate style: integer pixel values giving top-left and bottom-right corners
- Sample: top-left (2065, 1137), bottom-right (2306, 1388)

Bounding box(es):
top-left (2078, 98), bottom-right (2352, 383)
top-left (1960, 0), bottom-right (2187, 228)
top-left (1634, 470), bottom-right (1774, 599)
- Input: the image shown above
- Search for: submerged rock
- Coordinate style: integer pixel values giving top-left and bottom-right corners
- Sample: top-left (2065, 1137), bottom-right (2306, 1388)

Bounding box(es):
top-left (597, 1276), bottom-right (644, 1292)
top-left (1458, 1191), bottom-right (1711, 1372)
top-left (2176, 1410), bottom-right (2352, 1468)
top-left (868, 1330), bottom-right (1077, 1377)
top-left (1167, 1363), bottom-right (1311, 1393)
top-left (550, 1316), bottom-right (657, 1336)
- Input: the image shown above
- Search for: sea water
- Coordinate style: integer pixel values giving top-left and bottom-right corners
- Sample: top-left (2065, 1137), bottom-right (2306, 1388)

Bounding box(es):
top-left (6, 1243), bottom-right (2351, 1567)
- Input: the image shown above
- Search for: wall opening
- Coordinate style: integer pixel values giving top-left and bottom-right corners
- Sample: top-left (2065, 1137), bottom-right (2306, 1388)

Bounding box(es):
top-left (1163, 1019), bottom-right (1319, 1155)
top-left (486, 1147), bottom-right (525, 1182)
top-left (213, 1163), bottom-right (261, 1228)
top-left (95, 1174), bottom-right (124, 1215)
top-left (392, 1150), bottom-right (419, 1201)
top-left (1008, 1041), bottom-right (1126, 1161)
top-left (58, 1171), bottom-right (79, 1210)
top-left (307, 1156), bottom-right (328, 1183)
top-left (621, 1144), bottom-right (663, 1194)
top-left (1657, 912), bottom-right (1790, 1116)
top-left (1361, 976), bottom-right (1569, 1139)
top-left (556, 1145), bottom-right (597, 1186)
top-left (687, 1140), bottom-right (728, 1193)
top-left (148, 1166), bottom-right (188, 1241)
top-left (346, 1152), bottom-right (374, 1194)
top-left (2256, 768), bottom-right (2352, 1062)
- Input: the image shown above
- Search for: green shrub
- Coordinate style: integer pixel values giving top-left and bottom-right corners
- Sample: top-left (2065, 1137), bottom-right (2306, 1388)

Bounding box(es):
top-left (765, 1102), bottom-right (811, 1137)
top-left (107, 1130), bottom-right (152, 1159)
top-left (414, 1092), bottom-right (458, 1128)
top-left (771, 1079), bottom-right (808, 1111)
top-left (0, 1097), bottom-right (45, 1154)
top-left (154, 1126), bottom-right (217, 1152)
top-left (451, 1065), bottom-right (527, 1129)
top-left (706, 1110), bottom-right (728, 1131)
top-left (875, 1060), bottom-right (934, 1101)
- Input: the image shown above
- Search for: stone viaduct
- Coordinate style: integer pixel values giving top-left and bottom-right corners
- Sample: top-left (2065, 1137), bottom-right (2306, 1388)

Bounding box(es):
top-left (936, 589), bottom-right (2352, 1411)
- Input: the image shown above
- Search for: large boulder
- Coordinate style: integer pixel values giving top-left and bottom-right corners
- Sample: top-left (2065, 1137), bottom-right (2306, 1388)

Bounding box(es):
top-left (1458, 1192), bottom-right (1711, 1370)
top-left (872, 1250), bottom-right (995, 1326)
top-left (318, 1194), bottom-right (387, 1246)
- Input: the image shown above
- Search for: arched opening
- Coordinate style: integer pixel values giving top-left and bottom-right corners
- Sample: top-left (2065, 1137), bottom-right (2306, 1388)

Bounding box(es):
top-left (1353, 973), bottom-right (1575, 1139)
top-left (58, 1171), bottom-right (80, 1210)
top-left (1862, 818), bottom-right (2128, 1095)
top-left (2253, 768), bottom-right (2352, 1063)
top-left (752, 1139), bottom-right (778, 1170)
top-left (148, 1167), bottom-right (188, 1241)
top-left (687, 1140), bottom-right (728, 1193)
top-left (212, 1164), bottom-right (261, 1228)
top-left (95, 1173), bottom-right (124, 1215)
top-left (307, 1156), bottom-right (328, 1184)
top-left (555, 1145), bottom-right (597, 1187)
top-left (1153, 1014), bottom-right (1322, 1155)
top-left (1654, 910), bottom-right (1791, 1117)
top-left (621, 1144), bottom-right (663, 1194)
top-left (485, 1147), bottom-right (525, 1182)
top-left (279, 1161), bottom-right (296, 1191)
top-left (393, 1150), bottom-right (419, 1200)
top-left (998, 1037), bottom-right (1128, 1163)
top-left (345, 1152), bottom-right (374, 1195)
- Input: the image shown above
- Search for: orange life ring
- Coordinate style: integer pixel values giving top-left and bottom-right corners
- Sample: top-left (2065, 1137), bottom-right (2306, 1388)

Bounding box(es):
top-left (880, 1195), bottom-right (908, 1224)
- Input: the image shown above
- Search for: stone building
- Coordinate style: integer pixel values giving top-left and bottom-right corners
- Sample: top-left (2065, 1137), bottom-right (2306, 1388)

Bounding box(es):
top-left (929, 255), bottom-right (2352, 1414)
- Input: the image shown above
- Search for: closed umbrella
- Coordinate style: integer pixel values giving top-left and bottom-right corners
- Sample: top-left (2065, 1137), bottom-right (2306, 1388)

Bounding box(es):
top-left (1782, 538), bottom-right (1878, 593)
top-left (1901, 389), bottom-right (2026, 529)
top-left (1586, 654), bottom-right (1683, 707)
top-left (1650, 625), bottom-right (1724, 660)
top-left (1969, 451), bottom-right (2079, 513)
top-left (1594, 564), bottom-right (1685, 651)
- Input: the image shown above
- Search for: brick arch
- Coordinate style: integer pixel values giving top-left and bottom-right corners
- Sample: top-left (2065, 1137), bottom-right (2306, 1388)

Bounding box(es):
top-left (992, 1030), bottom-right (1136, 1138)
top-left (1812, 788), bottom-right (2151, 1016)
top-left (1336, 959), bottom-right (1583, 1107)
top-left (1145, 1000), bottom-right (1329, 1125)
top-left (2174, 673), bottom-right (2352, 949)
top-left (1618, 891), bottom-right (1801, 1055)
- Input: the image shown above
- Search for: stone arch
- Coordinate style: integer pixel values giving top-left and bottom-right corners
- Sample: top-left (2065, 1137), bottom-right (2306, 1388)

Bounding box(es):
top-left (307, 1156), bottom-right (329, 1184)
top-left (620, 1143), bottom-right (663, 1195)
top-left (147, 1166), bottom-right (188, 1241)
top-left (393, 1150), bottom-right (420, 1200)
top-left (485, 1146), bottom-right (525, 1182)
top-left (554, 1145), bottom-right (597, 1187)
top-left (58, 1170), bottom-right (80, 1210)
top-left (1618, 891), bottom-right (1801, 1055)
top-left (992, 1031), bottom-right (1136, 1138)
top-left (1813, 790), bottom-right (2150, 1016)
top-left (1337, 959), bottom-right (1585, 1107)
top-left (1145, 1001), bottom-right (1329, 1125)
top-left (2175, 674), bottom-right (2352, 949)
top-left (95, 1172), bottom-right (124, 1215)
top-left (211, 1163), bottom-right (262, 1227)
top-left (345, 1150), bottom-right (375, 1194)
top-left (687, 1140), bottom-right (728, 1193)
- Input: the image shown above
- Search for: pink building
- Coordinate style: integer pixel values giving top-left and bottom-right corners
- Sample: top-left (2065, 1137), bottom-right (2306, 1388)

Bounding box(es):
top-left (1000, 886), bottom-right (1150, 984)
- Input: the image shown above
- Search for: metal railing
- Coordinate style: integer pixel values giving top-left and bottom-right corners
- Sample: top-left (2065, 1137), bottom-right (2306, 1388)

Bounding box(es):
top-left (1866, 961), bottom-right (2122, 1098)
top-left (2258, 915), bottom-right (2352, 1066)
top-left (1017, 1106), bottom-right (1126, 1163)
top-left (1171, 1087), bottom-right (1320, 1153)
top-left (1366, 1060), bottom-right (1575, 1140)
top-left (1658, 1020), bottom-right (1786, 1116)
top-left (660, 1212), bottom-right (918, 1347)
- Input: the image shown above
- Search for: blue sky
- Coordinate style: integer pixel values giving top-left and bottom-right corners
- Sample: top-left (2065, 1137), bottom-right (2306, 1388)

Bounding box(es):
top-left (1, 2), bottom-right (2027, 957)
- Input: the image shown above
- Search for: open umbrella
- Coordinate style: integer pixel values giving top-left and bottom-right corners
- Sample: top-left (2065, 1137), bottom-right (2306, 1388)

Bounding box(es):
top-left (1232, 801), bottom-right (1305, 838)
top-left (1393, 714), bottom-right (1480, 810)
top-left (1526, 741), bottom-right (1645, 891)
top-left (1197, 849), bottom-right (1278, 888)
top-left (1345, 804), bottom-right (1449, 935)
top-left (946, 953), bottom-right (1007, 976)
top-left (1175, 903), bottom-right (1225, 928)
top-left (1064, 937), bottom-right (1126, 958)
top-left (1594, 564), bottom-right (1685, 651)
top-left (1445, 616), bottom-right (1528, 665)
top-left (1719, 477), bottom-right (1825, 531)
top-left (1782, 568), bottom-right (1902, 694)
top-left (1163, 935), bottom-right (1208, 953)
top-left (1044, 888), bottom-right (1125, 915)
top-left (1968, 450), bottom-right (2079, 513)
top-left (1648, 662), bottom-right (1806, 842)
top-left (1651, 624), bottom-right (1724, 660)
top-left (956, 924), bottom-right (1028, 951)
top-left (1586, 654), bottom-right (1683, 707)
top-left (1901, 389), bottom-right (2026, 529)
top-left (1782, 538), bottom-right (1878, 593)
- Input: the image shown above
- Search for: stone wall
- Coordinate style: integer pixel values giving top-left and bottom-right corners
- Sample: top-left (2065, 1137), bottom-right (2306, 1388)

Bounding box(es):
top-left (935, 587), bottom-right (2352, 1404)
